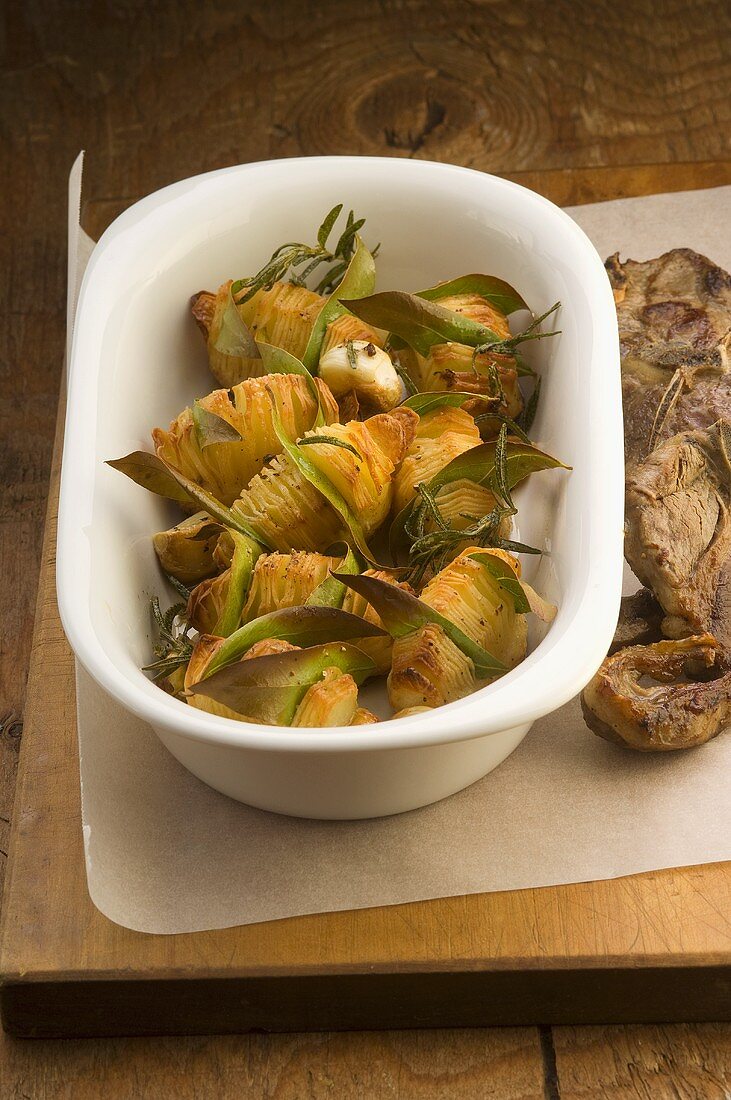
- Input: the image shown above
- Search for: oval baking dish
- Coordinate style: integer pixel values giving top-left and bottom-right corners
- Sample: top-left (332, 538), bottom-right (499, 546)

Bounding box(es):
top-left (57, 157), bottom-right (623, 819)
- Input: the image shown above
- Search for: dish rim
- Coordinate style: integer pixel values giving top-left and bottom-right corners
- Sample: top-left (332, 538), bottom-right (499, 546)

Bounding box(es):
top-left (57, 155), bottom-right (623, 754)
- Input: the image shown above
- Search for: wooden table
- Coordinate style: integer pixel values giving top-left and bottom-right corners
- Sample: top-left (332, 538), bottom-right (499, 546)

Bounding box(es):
top-left (1, 2), bottom-right (730, 1095)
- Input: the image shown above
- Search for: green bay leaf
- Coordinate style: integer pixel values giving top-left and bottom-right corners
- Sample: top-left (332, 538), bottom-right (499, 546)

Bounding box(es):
top-left (417, 273), bottom-right (528, 315)
top-left (213, 288), bottom-right (260, 359)
top-left (207, 605), bottom-right (386, 677)
top-left (192, 641), bottom-right (377, 725)
top-left (341, 291), bottom-right (502, 357)
top-left (192, 403), bottom-right (243, 449)
top-left (332, 572), bottom-right (507, 679)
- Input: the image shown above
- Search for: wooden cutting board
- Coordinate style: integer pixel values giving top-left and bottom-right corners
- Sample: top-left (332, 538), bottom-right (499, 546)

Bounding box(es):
top-left (1, 162), bottom-right (729, 1039)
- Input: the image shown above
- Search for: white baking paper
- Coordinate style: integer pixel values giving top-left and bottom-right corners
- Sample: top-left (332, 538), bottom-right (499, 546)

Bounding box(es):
top-left (71, 170), bottom-right (731, 933)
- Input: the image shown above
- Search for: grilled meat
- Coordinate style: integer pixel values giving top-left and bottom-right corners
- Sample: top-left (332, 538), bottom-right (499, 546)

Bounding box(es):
top-left (606, 248), bottom-right (731, 467)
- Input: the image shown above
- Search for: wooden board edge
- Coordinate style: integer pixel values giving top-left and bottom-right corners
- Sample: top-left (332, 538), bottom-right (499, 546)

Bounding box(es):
top-left (2, 964), bottom-right (729, 1038)
top-left (4, 944), bottom-right (731, 986)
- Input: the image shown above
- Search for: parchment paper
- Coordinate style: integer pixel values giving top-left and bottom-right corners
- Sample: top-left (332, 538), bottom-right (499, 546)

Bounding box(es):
top-left (71, 167), bottom-right (731, 934)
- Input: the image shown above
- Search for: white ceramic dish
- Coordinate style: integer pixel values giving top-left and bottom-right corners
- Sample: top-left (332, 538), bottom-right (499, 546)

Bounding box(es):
top-left (58, 156), bottom-right (623, 820)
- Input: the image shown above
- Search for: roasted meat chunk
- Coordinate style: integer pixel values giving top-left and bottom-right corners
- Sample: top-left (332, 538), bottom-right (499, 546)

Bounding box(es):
top-left (605, 248), bottom-right (731, 467)
top-left (582, 634), bottom-right (731, 751)
top-left (624, 420), bottom-right (731, 656)
top-left (609, 588), bottom-right (665, 655)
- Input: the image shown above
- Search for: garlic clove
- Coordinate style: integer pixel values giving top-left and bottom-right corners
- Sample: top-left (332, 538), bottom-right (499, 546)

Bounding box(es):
top-left (318, 340), bottom-right (404, 412)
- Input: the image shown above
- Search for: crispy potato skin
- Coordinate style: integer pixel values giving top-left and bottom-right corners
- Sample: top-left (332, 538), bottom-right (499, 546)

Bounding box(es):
top-left (394, 406), bottom-right (481, 515)
top-left (387, 547), bottom-right (527, 712)
top-left (389, 623), bottom-right (475, 710)
top-left (291, 668), bottom-right (359, 727)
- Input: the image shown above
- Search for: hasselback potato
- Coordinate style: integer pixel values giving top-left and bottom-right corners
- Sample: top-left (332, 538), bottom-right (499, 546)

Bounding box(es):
top-left (388, 547), bottom-right (528, 711)
top-left (233, 408), bottom-right (418, 551)
top-left (153, 372), bottom-right (338, 505)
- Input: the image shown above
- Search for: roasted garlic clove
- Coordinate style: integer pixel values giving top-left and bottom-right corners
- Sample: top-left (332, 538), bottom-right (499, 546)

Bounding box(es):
top-left (318, 340), bottom-right (403, 412)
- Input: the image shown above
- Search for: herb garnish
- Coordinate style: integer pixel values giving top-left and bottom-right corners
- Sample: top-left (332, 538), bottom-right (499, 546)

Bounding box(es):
top-left (399, 423), bottom-right (544, 584)
top-left (143, 594), bottom-right (195, 680)
top-left (231, 205), bottom-right (378, 303)
top-left (297, 436), bottom-right (362, 460)
top-left (470, 301), bottom-right (561, 366)
top-left (519, 376), bottom-right (542, 433)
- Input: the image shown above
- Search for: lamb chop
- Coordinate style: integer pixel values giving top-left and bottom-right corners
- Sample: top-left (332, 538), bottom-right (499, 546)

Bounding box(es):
top-left (582, 634), bottom-right (731, 752)
top-left (624, 420), bottom-right (731, 654)
top-left (606, 248), bottom-right (731, 468)
top-left (582, 249), bottom-right (731, 751)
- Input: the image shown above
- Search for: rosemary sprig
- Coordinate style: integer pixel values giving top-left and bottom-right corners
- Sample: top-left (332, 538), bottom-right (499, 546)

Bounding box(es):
top-left (401, 418), bottom-right (547, 584)
top-left (143, 595), bottom-right (195, 680)
top-left (472, 301), bottom-right (561, 361)
top-left (493, 423), bottom-right (515, 511)
top-left (231, 205), bottom-right (375, 303)
top-left (297, 436), bottom-right (362, 460)
top-left (477, 355), bottom-right (507, 405)
top-left (166, 573), bottom-right (193, 601)
top-left (403, 501), bottom-right (540, 587)
top-left (519, 375), bottom-right (542, 433)
top-left (468, 301), bottom-right (560, 401)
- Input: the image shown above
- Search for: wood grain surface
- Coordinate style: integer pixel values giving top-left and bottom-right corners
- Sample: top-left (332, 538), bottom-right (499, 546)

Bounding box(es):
top-left (1, 0), bottom-right (730, 1095)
